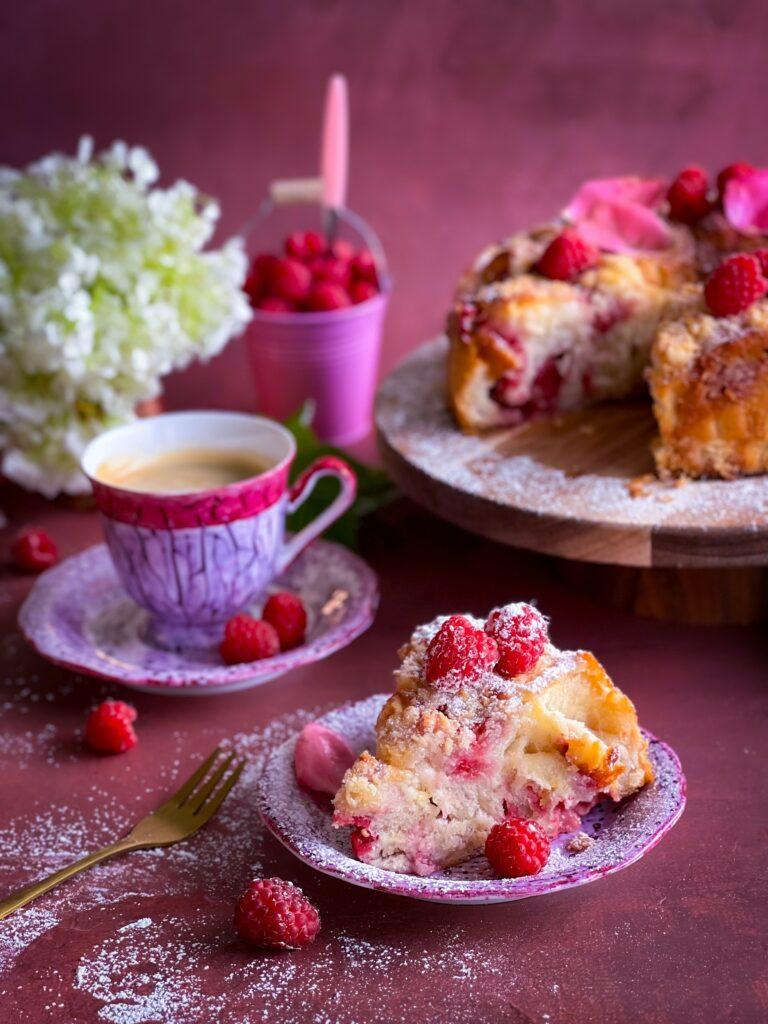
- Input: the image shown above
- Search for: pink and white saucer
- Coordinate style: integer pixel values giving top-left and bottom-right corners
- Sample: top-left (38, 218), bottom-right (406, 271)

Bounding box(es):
top-left (257, 694), bottom-right (686, 904)
top-left (18, 542), bottom-right (378, 696)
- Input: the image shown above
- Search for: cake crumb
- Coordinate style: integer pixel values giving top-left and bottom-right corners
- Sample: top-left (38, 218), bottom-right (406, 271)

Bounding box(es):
top-left (627, 474), bottom-right (656, 498)
top-left (566, 832), bottom-right (594, 855)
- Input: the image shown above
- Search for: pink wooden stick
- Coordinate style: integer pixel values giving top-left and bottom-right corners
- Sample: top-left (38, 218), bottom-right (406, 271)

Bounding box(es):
top-left (321, 74), bottom-right (349, 210)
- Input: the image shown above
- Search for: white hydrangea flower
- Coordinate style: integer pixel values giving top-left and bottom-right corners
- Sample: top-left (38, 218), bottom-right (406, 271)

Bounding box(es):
top-left (0, 137), bottom-right (252, 497)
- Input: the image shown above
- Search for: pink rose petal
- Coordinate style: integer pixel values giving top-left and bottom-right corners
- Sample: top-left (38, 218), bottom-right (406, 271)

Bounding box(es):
top-left (564, 176), bottom-right (668, 220)
top-left (575, 199), bottom-right (674, 253)
top-left (723, 169), bottom-right (768, 232)
top-left (563, 176), bottom-right (673, 253)
top-left (294, 721), bottom-right (356, 795)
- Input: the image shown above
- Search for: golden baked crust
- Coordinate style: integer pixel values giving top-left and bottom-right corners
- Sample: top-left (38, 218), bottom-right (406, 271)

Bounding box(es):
top-left (447, 210), bottom-right (768, 478)
top-left (447, 226), bottom-right (696, 433)
top-left (333, 611), bottom-right (652, 876)
top-left (649, 298), bottom-right (768, 479)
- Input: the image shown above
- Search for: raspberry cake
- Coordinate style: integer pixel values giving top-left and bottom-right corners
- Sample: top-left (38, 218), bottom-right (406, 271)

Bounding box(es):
top-left (447, 164), bottom-right (768, 479)
top-left (448, 225), bottom-right (696, 431)
top-left (650, 259), bottom-right (768, 479)
top-left (333, 604), bottom-right (652, 876)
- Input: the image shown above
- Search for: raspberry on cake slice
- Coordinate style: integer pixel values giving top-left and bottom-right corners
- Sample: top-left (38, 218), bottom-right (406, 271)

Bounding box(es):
top-left (447, 223), bottom-right (696, 432)
top-left (333, 604), bottom-right (653, 877)
top-left (649, 255), bottom-right (768, 479)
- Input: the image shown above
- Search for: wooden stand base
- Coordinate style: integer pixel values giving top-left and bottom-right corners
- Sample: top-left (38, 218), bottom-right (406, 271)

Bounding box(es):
top-left (557, 562), bottom-right (767, 625)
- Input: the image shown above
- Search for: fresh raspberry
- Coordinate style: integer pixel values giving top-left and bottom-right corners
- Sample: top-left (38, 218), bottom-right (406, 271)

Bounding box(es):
top-left (667, 166), bottom-right (710, 223)
top-left (716, 161), bottom-right (755, 199)
top-left (424, 615), bottom-right (499, 689)
top-left (528, 357), bottom-right (563, 411)
top-left (350, 281), bottom-right (379, 304)
top-left (485, 817), bottom-right (550, 877)
top-left (268, 258), bottom-right (312, 304)
top-left (484, 603), bottom-right (548, 678)
top-left (235, 877), bottom-right (320, 950)
top-left (220, 614), bottom-right (280, 665)
top-left (285, 230), bottom-right (327, 261)
top-left (704, 253), bottom-right (768, 317)
top-left (536, 230), bottom-right (598, 281)
top-left (255, 296), bottom-right (294, 313)
top-left (329, 238), bottom-right (354, 262)
top-left (307, 256), bottom-right (352, 288)
top-left (10, 528), bottom-right (58, 572)
top-left (305, 282), bottom-right (351, 312)
top-left (244, 254), bottom-right (278, 303)
top-left (85, 700), bottom-right (138, 755)
top-left (350, 826), bottom-right (377, 859)
top-left (751, 248), bottom-right (768, 277)
top-left (349, 250), bottom-right (378, 284)
top-left (455, 301), bottom-right (477, 342)
top-left (262, 591), bottom-right (307, 650)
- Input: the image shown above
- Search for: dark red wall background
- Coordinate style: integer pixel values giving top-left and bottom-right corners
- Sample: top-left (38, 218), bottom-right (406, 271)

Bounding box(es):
top-left (3, 0), bottom-right (767, 408)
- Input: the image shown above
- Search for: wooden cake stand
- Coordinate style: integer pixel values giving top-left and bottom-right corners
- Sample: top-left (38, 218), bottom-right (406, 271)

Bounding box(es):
top-left (375, 338), bottom-right (768, 624)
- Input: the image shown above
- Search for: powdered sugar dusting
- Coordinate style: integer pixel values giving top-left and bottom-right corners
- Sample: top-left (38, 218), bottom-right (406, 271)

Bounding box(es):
top-left (376, 337), bottom-right (768, 533)
top-left (18, 540), bottom-right (378, 692)
top-left (257, 694), bottom-right (686, 904)
top-left (0, 689), bottom-right (556, 1022)
top-left (0, 699), bottom-right (321, 1021)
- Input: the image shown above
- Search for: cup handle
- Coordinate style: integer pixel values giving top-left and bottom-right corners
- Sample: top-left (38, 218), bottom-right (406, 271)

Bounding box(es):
top-left (276, 456), bottom-right (357, 572)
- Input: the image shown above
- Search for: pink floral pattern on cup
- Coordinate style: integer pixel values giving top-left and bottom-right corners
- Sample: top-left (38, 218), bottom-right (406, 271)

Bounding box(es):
top-left (81, 412), bottom-right (357, 651)
top-left (90, 464), bottom-right (289, 529)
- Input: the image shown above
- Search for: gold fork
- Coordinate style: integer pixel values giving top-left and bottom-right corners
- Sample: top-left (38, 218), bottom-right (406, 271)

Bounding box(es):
top-left (0, 746), bottom-right (245, 922)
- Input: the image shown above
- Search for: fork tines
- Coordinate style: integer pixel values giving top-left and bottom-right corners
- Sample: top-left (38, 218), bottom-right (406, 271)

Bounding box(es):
top-left (171, 746), bottom-right (246, 821)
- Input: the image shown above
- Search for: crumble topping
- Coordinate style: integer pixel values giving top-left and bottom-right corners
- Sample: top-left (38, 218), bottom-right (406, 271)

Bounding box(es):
top-left (566, 832), bottom-right (595, 854)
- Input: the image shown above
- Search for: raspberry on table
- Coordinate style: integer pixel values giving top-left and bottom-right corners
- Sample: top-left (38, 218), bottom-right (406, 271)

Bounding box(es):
top-left (235, 877), bottom-right (320, 950)
top-left (484, 603), bottom-right (548, 677)
top-left (536, 229), bottom-right (598, 282)
top-left (220, 614), bottom-right (280, 665)
top-left (10, 527), bottom-right (58, 573)
top-left (667, 166), bottom-right (710, 223)
top-left (485, 817), bottom-right (550, 877)
top-left (716, 161), bottom-right (755, 199)
top-left (85, 700), bottom-right (138, 755)
top-left (262, 591), bottom-right (307, 651)
top-left (704, 253), bottom-right (768, 317)
top-left (424, 615), bottom-right (499, 689)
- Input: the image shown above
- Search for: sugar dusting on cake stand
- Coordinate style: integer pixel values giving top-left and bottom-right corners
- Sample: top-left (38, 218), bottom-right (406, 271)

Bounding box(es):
top-left (375, 338), bottom-right (768, 623)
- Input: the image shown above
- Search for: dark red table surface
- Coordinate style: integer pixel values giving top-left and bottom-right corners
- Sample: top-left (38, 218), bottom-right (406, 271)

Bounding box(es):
top-left (1, 2), bottom-right (768, 1020)
top-left (1, 486), bottom-right (766, 1023)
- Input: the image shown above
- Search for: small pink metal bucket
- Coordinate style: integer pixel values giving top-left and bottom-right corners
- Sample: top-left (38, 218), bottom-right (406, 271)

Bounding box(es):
top-left (246, 288), bottom-right (389, 445)
top-left (242, 75), bottom-right (391, 445)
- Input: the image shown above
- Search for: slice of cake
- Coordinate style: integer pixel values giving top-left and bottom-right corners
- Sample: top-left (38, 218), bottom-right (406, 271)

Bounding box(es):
top-left (446, 166), bottom-right (768, 479)
top-left (447, 224), bottom-right (696, 431)
top-left (333, 604), bottom-right (652, 877)
top-left (650, 254), bottom-right (768, 479)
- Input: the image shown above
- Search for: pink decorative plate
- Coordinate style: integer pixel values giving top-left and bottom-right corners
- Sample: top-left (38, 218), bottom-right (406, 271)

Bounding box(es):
top-left (18, 542), bottom-right (378, 696)
top-left (257, 694), bottom-right (686, 904)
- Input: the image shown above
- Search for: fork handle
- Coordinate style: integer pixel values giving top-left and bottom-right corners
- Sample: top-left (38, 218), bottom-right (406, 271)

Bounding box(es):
top-left (0, 836), bottom-right (137, 921)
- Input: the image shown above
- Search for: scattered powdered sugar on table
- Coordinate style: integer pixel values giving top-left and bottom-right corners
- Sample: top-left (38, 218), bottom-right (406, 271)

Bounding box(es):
top-left (0, 649), bottom-right (684, 1023)
top-left (376, 337), bottom-right (768, 530)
